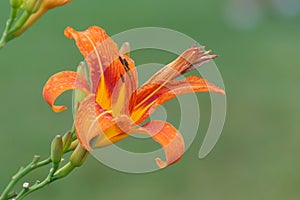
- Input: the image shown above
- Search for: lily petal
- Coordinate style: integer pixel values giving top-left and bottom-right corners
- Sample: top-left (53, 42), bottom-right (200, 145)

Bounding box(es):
top-left (75, 94), bottom-right (115, 151)
top-left (141, 120), bottom-right (185, 168)
top-left (132, 76), bottom-right (224, 123)
top-left (145, 46), bottom-right (216, 84)
top-left (153, 76), bottom-right (225, 107)
top-left (75, 94), bottom-right (133, 151)
top-left (130, 46), bottom-right (220, 122)
top-left (64, 26), bottom-right (111, 93)
top-left (64, 26), bottom-right (138, 112)
top-left (43, 71), bottom-right (90, 112)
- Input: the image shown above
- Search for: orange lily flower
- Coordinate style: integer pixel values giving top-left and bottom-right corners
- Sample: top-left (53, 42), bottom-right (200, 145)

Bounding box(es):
top-left (43, 26), bottom-right (225, 168)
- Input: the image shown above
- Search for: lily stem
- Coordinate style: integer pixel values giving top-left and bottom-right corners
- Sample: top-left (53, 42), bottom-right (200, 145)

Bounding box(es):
top-left (0, 136), bottom-right (83, 200)
top-left (0, 156), bottom-right (51, 200)
top-left (0, 6), bottom-right (20, 49)
top-left (0, 8), bottom-right (31, 49)
top-left (15, 162), bottom-right (76, 200)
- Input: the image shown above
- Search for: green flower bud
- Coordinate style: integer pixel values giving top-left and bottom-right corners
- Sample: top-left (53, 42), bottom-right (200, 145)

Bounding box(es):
top-left (67, 140), bottom-right (79, 152)
top-left (51, 135), bottom-right (63, 164)
top-left (10, 0), bottom-right (23, 8)
top-left (70, 145), bottom-right (88, 167)
top-left (62, 131), bottom-right (73, 152)
top-left (25, 0), bottom-right (43, 14)
top-left (72, 62), bottom-right (88, 116)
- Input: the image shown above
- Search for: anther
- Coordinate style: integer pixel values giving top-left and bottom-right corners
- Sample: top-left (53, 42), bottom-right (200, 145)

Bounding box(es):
top-left (119, 56), bottom-right (125, 65)
top-left (120, 74), bottom-right (125, 83)
top-left (123, 58), bottom-right (129, 69)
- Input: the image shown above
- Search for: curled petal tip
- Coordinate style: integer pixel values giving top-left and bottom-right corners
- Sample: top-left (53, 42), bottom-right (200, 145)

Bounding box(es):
top-left (141, 121), bottom-right (184, 168)
top-left (155, 158), bottom-right (168, 168)
top-left (43, 71), bottom-right (90, 113)
top-left (52, 105), bottom-right (67, 113)
top-left (210, 54), bottom-right (218, 59)
top-left (211, 86), bottom-right (225, 95)
top-left (64, 26), bottom-right (76, 38)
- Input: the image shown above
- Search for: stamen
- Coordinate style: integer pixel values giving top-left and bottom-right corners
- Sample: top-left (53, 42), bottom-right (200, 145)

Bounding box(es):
top-left (119, 56), bottom-right (125, 65)
top-left (118, 55), bottom-right (130, 72)
top-left (123, 58), bottom-right (129, 69)
top-left (120, 57), bottom-right (132, 78)
top-left (120, 73), bottom-right (125, 83)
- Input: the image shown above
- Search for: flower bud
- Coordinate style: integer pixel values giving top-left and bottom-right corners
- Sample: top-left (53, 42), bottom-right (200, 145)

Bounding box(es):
top-left (72, 62), bottom-right (88, 115)
top-left (62, 131), bottom-right (73, 152)
top-left (70, 145), bottom-right (88, 167)
top-left (51, 135), bottom-right (63, 164)
top-left (41, 0), bottom-right (72, 10)
top-left (13, 0), bottom-right (72, 37)
top-left (25, 0), bottom-right (43, 14)
top-left (10, 0), bottom-right (23, 9)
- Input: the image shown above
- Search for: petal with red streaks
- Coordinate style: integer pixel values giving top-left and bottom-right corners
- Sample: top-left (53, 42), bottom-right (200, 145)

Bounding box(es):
top-left (64, 26), bottom-right (138, 112)
top-left (131, 76), bottom-right (224, 123)
top-left (75, 94), bottom-right (133, 151)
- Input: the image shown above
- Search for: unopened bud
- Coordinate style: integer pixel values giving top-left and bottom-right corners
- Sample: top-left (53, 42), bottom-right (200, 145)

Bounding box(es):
top-left (72, 62), bottom-right (88, 115)
top-left (42, 0), bottom-right (72, 10)
top-left (76, 62), bottom-right (88, 79)
top-left (10, 0), bottom-right (23, 8)
top-left (62, 131), bottom-right (73, 152)
top-left (70, 145), bottom-right (88, 167)
top-left (25, 0), bottom-right (42, 14)
top-left (51, 135), bottom-right (63, 164)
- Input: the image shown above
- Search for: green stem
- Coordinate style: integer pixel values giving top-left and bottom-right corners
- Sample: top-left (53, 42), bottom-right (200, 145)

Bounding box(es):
top-left (0, 6), bottom-right (24, 49)
top-left (0, 39), bottom-right (6, 49)
top-left (0, 10), bottom-right (31, 49)
top-left (16, 162), bottom-right (77, 200)
top-left (15, 162), bottom-right (76, 200)
top-left (7, 11), bottom-right (31, 38)
top-left (7, 7), bottom-right (20, 31)
top-left (6, 191), bottom-right (17, 199)
top-left (0, 156), bottom-right (79, 200)
top-left (0, 134), bottom-right (87, 200)
top-left (0, 20), bottom-right (10, 49)
top-left (0, 156), bottom-right (50, 200)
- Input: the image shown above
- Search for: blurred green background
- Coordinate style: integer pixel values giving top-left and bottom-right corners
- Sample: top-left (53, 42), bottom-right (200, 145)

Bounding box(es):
top-left (0, 0), bottom-right (300, 199)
